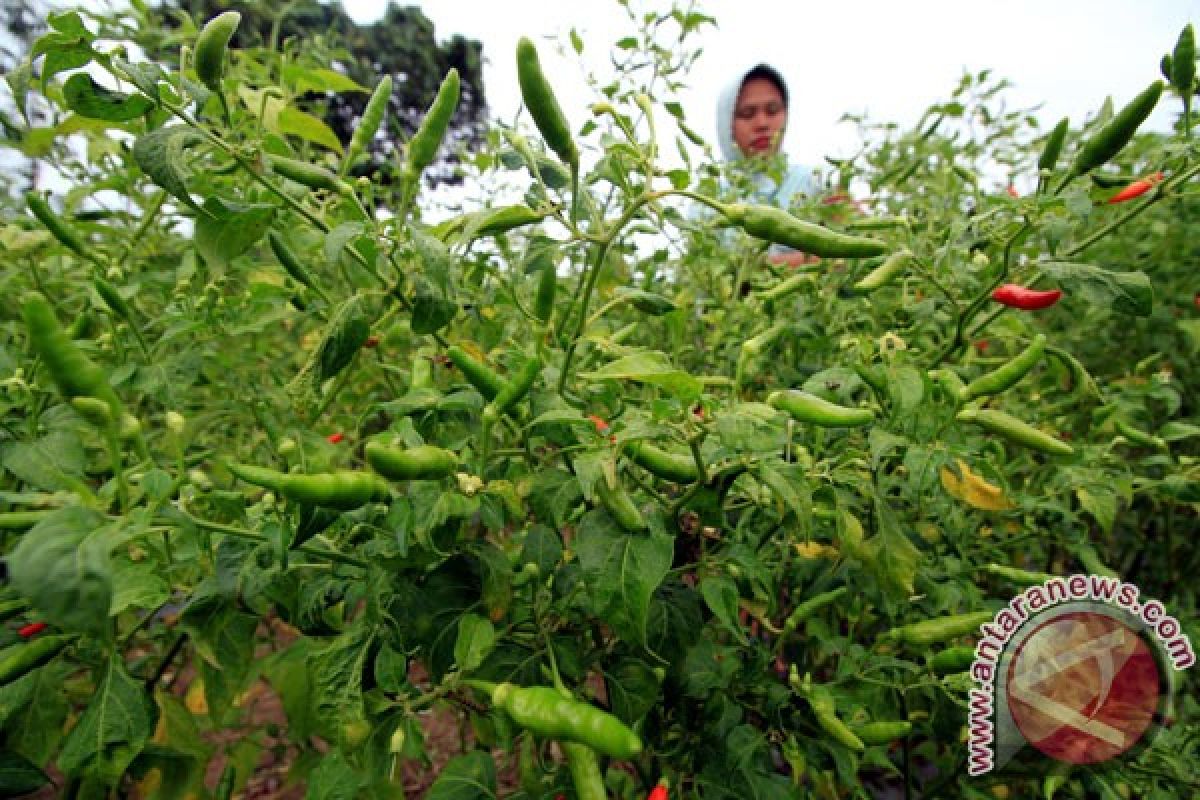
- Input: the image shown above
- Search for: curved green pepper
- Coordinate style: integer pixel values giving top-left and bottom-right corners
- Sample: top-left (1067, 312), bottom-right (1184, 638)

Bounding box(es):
top-left (227, 463), bottom-right (389, 510)
top-left (768, 390), bottom-right (875, 428)
top-left (956, 408), bottom-right (1074, 456)
top-left (365, 442), bottom-right (459, 481)
top-left (959, 334), bottom-right (1046, 402)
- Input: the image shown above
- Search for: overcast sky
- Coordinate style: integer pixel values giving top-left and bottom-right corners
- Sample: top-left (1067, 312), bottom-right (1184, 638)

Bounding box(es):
top-left (343, 0), bottom-right (1197, 174)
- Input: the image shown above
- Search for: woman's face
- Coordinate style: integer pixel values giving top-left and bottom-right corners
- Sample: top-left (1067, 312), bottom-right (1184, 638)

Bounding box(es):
top-left (733, 77), bottom-right (787, 157)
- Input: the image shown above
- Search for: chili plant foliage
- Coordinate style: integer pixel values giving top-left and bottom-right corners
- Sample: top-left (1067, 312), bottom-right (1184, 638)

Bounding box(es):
top-left (0, 3), bottom-right (1198, 799)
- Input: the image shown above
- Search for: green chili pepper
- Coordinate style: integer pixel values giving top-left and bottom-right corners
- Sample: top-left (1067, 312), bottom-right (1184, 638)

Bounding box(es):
top-left (0, 598), bottom-right (30, 623)
top-left (365, 442), bottom-right (459, 481)
top-left (345, 74), bottom-right (392, 171)
top-left (626, 440), bottom-right (700, 484)
top-left (447, 345), bottom-right (507, 401)
top-left (407, 68), bottom-right (460, 178)
top-left (488, 682), bottom-right (643, 760)
top-left (410, 354), bottom-right (434, 391)
top-left (227, 462), bottom-right (389, 510)
top-left (1038, 117), bottom-right (1070, 176)
top-left (476, 204), bottom-right (547, 238)
top-left (757, 272), bottom-right (817, 304)
top-left (928, 368), bottom-right (967, 402)
top-left (25, 191), bottom-right (88, 257)
top-left (562, 743), bottom-right (607, 800)
top-left (93, 278), bottom-right (136, 323)
top-left (851, 250), bottom-right (912, 293)
top-left (724, 203), bottom-right (888, 259)
top-left (516, 38), bottom-right (579, 169)
top-left (852, 721), bottom-right (912, 745)
top-left (1172, 24), bottom-right (1195, 97)
top-left (742, 322), bottom-right (790, 356)
top-left (959, 334), bottom-right (1046, 402)
top-left (854, 364), bottom-right (889, 403)
top-left (595, 474), bottom-right (646, 532)
top-left (843, 216), bottom-right (909, 231)
top-left (0, 634), bottom-right (77, 687)
top-left (1074, 542), bottom-right (1118, 579)
top-left (983, 563), bottom-right (1056, 587)
top-left (194, 11), bottom-right (241, 92)
top-left (1114, 418), bottom-right (1168, 452)
top-left (483, 356), bottom-right (540, 423)
top-left (1161, 53), bottom-right (1174, 83)
top-left (23, 294), bottom-right (124, 422)
top-left (0, 511), bottom-right (52, 531)
top-left (927, 646), bottom-right (978, 675)
top-left (804, 683), bottom-right (865, 752)
top-left (956, 408), bottom-right (1074, 457)
top-left (267, 154), bottom-right (352, 195)
top-left (883, 611), bottom-right (994, 646)
top-left (533, 262), bottom-right (557, 324)
top-left (1064, 81), bottom-right (1163, 184)
top-left (268, 232), bottom-right (328, 302)
top-left (779, 587), bottom-right (847, 642)
top-left (768, 390), bottom-right (875, 428)
top-left (70, 396), bottom-right (114, 428)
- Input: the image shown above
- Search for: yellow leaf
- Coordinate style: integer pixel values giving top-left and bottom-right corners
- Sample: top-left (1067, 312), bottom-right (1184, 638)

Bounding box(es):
top-left (917, 523), bottom-right (941, 543)
top-left (185, 678), bottom-right (209, 715)
top-left (794, 541), bottom-right (838, 560)
top-left (940, 459), bottom-right (1014, 511)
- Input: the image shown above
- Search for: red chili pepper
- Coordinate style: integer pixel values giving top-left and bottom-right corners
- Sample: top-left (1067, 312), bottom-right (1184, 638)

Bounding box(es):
top-left (587, 414), bottom-right (610, 434)
top-left (1006, 185), bottom-right (1019, 198)
top-left (647, 779), bottom-right (669, 800)
top-left (974, 339), bottom-right (989, 354)
top-left (327, 432), bottom-right (345, 444)
top-left (1108, 172), bottom-right (1164, 204)
top-left (1194, 292), bottom-right (1199, 310)
top-left (990, 284), bottom-right (1062, 311)
top-left (363, 335), bottom-right (380, 349)
top-left (18, 622), bottom-right (47, 638)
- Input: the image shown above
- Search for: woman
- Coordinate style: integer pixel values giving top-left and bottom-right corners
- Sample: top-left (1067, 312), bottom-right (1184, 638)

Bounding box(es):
top-left (715, 63), bottom-right (822, 267)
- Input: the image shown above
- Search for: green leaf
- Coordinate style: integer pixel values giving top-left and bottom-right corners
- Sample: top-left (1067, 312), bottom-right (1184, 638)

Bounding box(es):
top-left (7, 506), bottom-right (112, 636)
top-left (194, 197), bottom-right (276, 267)
top-left (58, 657), bottom-right (156, 782)
top-left (411, 275), bottom-right (457, 334)
top-left (62, 73), bottom-right (154, 121)
top-left (278, 107), bottom-right (344, 154)
top-left (1160, 421), bottom-right (1200, 441)
top-left (261, 640), bottom-right (320, 743)
top-left (1076, 486), bottom-right (1117, 535)
top-left (701, 575), bottom-right (747, 644)
top-left (0, 431), bottom-right (87, 493)
top-left (108, 554), bottom-right (171, 616)
top-left (426, 751), bottom-right (497, 800)
top-left (862, 498), bottom-right (920, 600)
top-left (306, 619), bottom-right (375, 737)
top-left (581, 350), bottom-right (702, 400)
top-left (888, 365), bottom-right (925, 417)
top-left (681, 637), bottom-right (740, 697)
top-left (0, 662), bottom-right (72, 764)
top-left (453, 613), bottom-right (496, 672)
top-left (304, 751), bottom-right (363, 800)
top-left (1040, 262), bottom-right (1153, 316)
top-left (282, 65), bottom-right (367, 95)
top-left (132, 126), bottom-right (206, 211)
top-left (520, 524), bottom-right (563, 575)
top-left (574, 510), bottom-right (673, 647)
top-left (178, 590), bottom-right (258, 724)
top-left (606, 657), bottom-right (661, 725)
top-left (0, 750), bottom-right (50, 796)
top-left (753, 461), bottom-right (811, 523)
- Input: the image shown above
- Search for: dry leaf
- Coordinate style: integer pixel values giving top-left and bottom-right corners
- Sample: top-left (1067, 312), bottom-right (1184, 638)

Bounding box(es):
top-left (940, 458), bottom-right (1014, 511)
